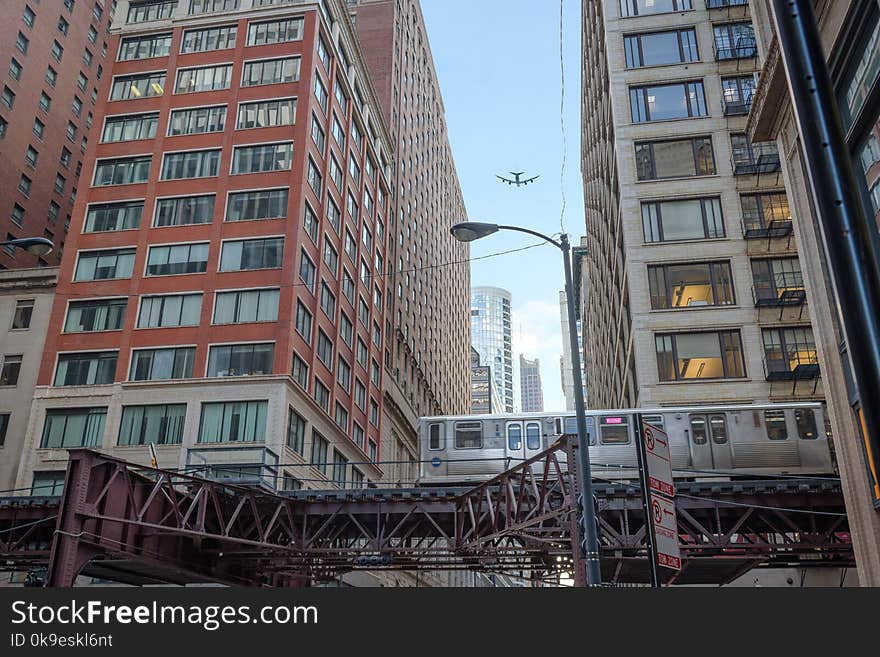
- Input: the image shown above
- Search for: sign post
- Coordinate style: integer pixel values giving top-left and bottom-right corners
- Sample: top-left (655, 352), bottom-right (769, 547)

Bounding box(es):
top-left (634, 414), bottom-right (682, 587)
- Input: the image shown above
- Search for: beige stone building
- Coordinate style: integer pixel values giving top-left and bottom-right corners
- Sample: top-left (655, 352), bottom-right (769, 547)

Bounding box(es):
top-left (582, 0), bottom-right (823, 413)
top-left (0, 267), bottom-right (57, 493)
top-left (747, 0), bottom-right (880, 585)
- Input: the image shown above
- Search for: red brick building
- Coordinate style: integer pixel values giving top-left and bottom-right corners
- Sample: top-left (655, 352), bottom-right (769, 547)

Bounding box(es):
top-left (18, 0), bottom-right (395, 493)
top-left (1, 0), bottom-right (116, 269)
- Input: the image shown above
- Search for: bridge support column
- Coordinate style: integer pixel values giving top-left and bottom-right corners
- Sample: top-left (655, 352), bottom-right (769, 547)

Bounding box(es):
top-left (47, 451), bottom-right (99, 587)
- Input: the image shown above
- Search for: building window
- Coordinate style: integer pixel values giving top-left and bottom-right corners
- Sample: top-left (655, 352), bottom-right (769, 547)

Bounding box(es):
top-left (198, 400), bottom-right (268, 443)
top-left (287, 407), bottom-right (305, 454)
top-left (220, 237), bottom-right (283, 271)
top-left (630, 81), bottom-right (707, 122)
top-left (38, 91), bottom-right (51, 112)
top-left (655, 330), bottom-right (745, 381)
top-left (317, 329), bottom-right (334, 370)
top-left (311, 114), bottom-right (326, 151)
top-left (207, 343), bottom-right (274, 377)
top-left (41, 407), bottom-right (107, 448)
top-left (16, 32), bottom-right (29, 55)
top-left (326, 197), bottom-right (342, 234)
top-left (329, 155), bottom-right (343, 189)
top-left (236, 98), bottom-right (296, 130)
top-left (648, 262), bottom-right (734, 309)
top-left (334, 403), bottom-right (349, 432)
top-left (161, 149), bottom-right (220, 180)
top-left (242, 57), bottom-right (300, 86)
top-left (119, 33), bottom-right (173, 60)
top-left (0, 355), bottom-right (22, 386)
top-left (317, 35), bottom-right (330, 71)
top-left (74, 248), bottom-right (136, 281)
top-left (25, 146), bottom-right (38, 169)
top-left (118, 404), bottom-right (186, 446)
top-left (751, 258), bottom-right (805, 305)
top-left (311, 430), bottom-right (328, 474)
top-left (102, 112), bottom-right (159, 143)
top-left (619, 0), bottom-right (693, 17)
top-left (352, 422), bottom-right (365, 450)
top-left (11, 204), bottom-right (25, 227)
top-left (307, 157), bottom-right (322, 196)
top-left (323, 239), bottom-right (339, 276)
top-left (54, 351), bottom-right (118, 386)
top-left (11, 299), bottom-right (34, 330)
top-left (721, 75), bottom-right (756, 116)
top-left (180, 25), bottom-right (237, 53)
top-left (295, 301), bottom-right (313, 343)
top-left (292, 353), bottom-right (309, 389)
top-left (168, 105), bottom-right (226, 136)
top-left (337, 356), bottom-right (351, 391)
top-left (334, 80), bottom-right (348, 114)
top-left (174, 64), bottom-right (232, 93)
top-left (213, 288), bottom-right (279, 324)
top-left (127, 1), bottom-right (179, 23)
top-left (741, 192), bottom-right (791, 234)
top-left (33, 118), bottom-right (45, 139)
top-left (9, 58), bottom-right (22, 81)
top-left (31, 471), bottom-right (66, 497)
top-left (227, 189), bottom-right (288, 222)
top-left (22, 5), bottom-right (36, 28)
top-left (332, 451), bottom-right (347, 487)
top-left (246, 17), bottom-right (304, 47)
top-left (354, 379), bottom-right (366, 411)
top-left (130, 347), bottom-right (195, 381)
top-left (138, 293), bottom-right (203, 328)
top-left (146, 242), bottom-right (209, 276)
top-left (342, 269), bottom-right (355, 304)
top-left (0, 413), bottom-right (8, 446)
top-left (93, 156), bottom-right (151, 186)
top-left (17, 175), bottom-right (30, 197)
top-left (154, 195), bottom-right (214, 227)
top-left (713, 22), bottom-right (756, 60)
top-left (319, 282), bottom-right (336, 320)
top-left (299, 250), bottom-right (316, 292)
top-left (314, 76), bottom-right (329, 113)
top-left (339, 313), bottom-right (353, 347)
top-left (110, 72), bottom-right (166, 100)
top-left (231, 142), bottom-right (293, 174)
top-left (635, 136), bottom-right (715, 180)
top-left (64, 299), bottom-right (127, 333)
top-left (314, 379), bottom-right (330, 413)
top-left (763, 327), bottom-right (819, 379)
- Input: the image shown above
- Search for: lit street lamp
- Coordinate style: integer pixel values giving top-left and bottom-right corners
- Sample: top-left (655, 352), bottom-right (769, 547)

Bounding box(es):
top-left (450, 221), bottom-right (602, 587)
top-left (0, 237), bottom-right (54, 257)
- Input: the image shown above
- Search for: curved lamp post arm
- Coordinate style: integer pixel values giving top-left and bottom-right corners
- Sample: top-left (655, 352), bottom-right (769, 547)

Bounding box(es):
top-left (496, 225), bottom-right (564, 250)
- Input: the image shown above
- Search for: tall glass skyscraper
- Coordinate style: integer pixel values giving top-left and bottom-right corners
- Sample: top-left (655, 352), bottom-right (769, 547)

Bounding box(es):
top-left (470, 287), bottom-right (514, 413)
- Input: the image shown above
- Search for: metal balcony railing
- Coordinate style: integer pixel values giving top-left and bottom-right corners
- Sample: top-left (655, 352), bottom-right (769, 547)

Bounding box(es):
top-left (742, 212), bottom-right (793, 239)
top-left (715, 38), bottom-right (758, 60)
top-left (764, 352), bottom-right (820, 381)
top-left (733, 141), bottom-right (781, 174)
top-left (723, 95), bottom-right (753, 116)
top-left (753, 276), bottom-right (807, 307)
top-left (186, 445), bottom-right (280, 491)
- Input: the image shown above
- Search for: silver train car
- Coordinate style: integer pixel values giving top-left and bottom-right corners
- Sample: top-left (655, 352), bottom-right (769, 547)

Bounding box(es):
top-left (418, 403), bottom-right (834, 485)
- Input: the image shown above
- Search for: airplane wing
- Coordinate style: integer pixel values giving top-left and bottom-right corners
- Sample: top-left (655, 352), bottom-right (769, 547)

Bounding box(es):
top-left (522, 175), bottom-right (540, 185)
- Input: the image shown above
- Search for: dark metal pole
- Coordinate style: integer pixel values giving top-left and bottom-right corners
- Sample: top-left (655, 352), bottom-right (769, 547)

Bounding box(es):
top-left (633, 413), bottom-right (660, 588)
top-left (561, 233), bottom-right (602, 586)
top-left (770, 0), bottom-right (880, 481)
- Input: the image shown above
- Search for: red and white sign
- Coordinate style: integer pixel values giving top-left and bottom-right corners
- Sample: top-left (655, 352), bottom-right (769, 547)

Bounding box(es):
top-left (644, 423), bottom-right (674, 498)
top-left (650, 493), bottom-right (681, 571)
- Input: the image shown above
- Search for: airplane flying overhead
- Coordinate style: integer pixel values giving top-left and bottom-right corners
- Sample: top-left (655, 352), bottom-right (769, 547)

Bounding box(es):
top-left (496, 171), bottom-right (540, 187)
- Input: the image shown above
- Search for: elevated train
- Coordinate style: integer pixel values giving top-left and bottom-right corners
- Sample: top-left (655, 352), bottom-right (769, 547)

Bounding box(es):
top-left (418, 403), bottom-right (834, 485)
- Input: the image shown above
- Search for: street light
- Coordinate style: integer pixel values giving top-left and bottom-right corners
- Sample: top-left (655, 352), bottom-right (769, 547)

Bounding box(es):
top-left (450, 221), bottom-right (602, 587)
top-left (0, 237), bottom-right (54, 257)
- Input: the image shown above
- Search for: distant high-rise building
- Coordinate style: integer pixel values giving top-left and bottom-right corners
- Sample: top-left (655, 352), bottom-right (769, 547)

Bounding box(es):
top-left (519, 355), bottom-right (544, 413)
top-left (559, 290), bottom-right (586, 411)
top-left (470, 346), bottom-right (502, 414)
top-left (470, 286), bottom-right (513, 413)
top-left (1, 1), bottom-right (117, 270)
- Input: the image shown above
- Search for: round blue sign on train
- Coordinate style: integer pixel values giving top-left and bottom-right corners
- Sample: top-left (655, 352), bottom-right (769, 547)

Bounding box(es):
top-left (431, 457), bottom-right (441, 468)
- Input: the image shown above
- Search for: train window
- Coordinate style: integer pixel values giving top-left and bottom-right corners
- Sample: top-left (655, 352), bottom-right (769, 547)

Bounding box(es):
top-left (508, 424), bottom-right (522, 450)
top-left (765, 410), bottom-right (788, 440)
top-left (454, 421), bottom-right (483, 450)
top-left (709, 415), bottom-right (728, 445)
top-left (600, 417), bottom-right (629, 444)
top-left (526, 422), bottom-right (541, 449)
top-left (795, 409), bottom-right (818, 440)
top-left (690, 417), bottom-right (708, 444)
top-left (428, 423), bottom-right (444, 451)
top-left (643, 414), bottom-right (664, 429)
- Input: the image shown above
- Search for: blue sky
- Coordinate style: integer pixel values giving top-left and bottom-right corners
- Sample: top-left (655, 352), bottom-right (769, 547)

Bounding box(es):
top-left (421, 0), bottom-right (584, 411)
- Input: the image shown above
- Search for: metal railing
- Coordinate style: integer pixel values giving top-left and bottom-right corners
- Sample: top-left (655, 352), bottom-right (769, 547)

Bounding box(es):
top-left (707, 0), bottom-right (749, 8)
top-left (733, 141), bottom-right (781, 174)
top-left (765, 351), bottom-right (820, 381)
top-left (715, 38), bottom-right (758, 60)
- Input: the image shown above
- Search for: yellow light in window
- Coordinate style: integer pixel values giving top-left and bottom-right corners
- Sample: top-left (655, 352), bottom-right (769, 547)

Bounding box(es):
top-left (129, 85), bottom-right (141, 97)
top-left (150, 82), bottom-right (164, 95)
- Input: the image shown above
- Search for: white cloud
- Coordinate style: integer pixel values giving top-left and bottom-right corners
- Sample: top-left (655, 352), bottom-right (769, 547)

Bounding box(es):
top-left (510, 297), bottom-right (566, 412)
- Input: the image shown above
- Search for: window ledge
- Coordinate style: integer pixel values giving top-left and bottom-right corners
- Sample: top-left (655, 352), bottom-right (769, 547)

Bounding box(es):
top-left (657, 377), bottom-right (751, 385)
top-left (649, 305), bottom-right (741, 313)
top-left (642, 237), bottom-right (730, 246)
top-left (635, 174), bottom-right (720, 184)
top-left (629, 115), bottom-right (711, 127)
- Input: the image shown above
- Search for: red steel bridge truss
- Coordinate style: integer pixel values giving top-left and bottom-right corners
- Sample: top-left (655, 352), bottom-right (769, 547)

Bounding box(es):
top-left (0, 442), bottom-right (853, 586)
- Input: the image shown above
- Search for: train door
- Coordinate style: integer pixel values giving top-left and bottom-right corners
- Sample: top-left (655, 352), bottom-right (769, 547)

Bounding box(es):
top-left (506, 420), bottom-right (544, 463)
top-left (688, 413), bottom-right (733, 472)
